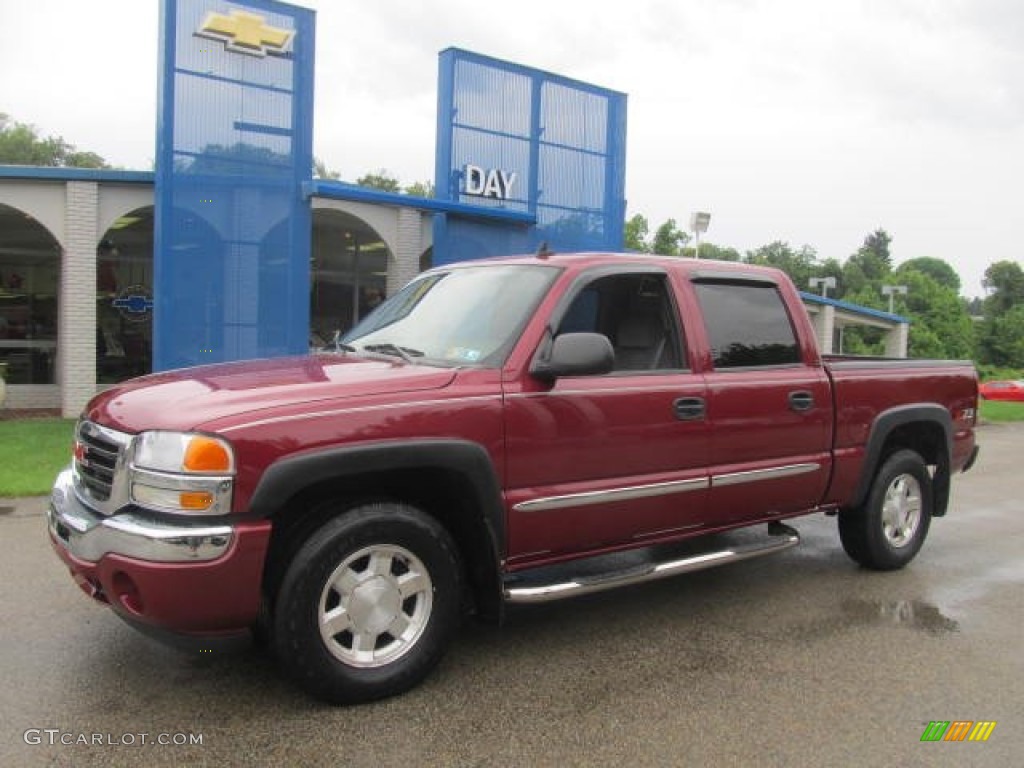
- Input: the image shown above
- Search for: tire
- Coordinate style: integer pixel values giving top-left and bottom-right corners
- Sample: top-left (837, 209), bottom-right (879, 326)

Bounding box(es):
top-left (838, 449), bottom-right (933, 571)
top-left (273, 502), bottom-right (462, 704)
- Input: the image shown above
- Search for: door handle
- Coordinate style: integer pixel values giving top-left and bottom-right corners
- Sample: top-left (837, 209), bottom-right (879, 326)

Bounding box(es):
top-left (673, 397), bottom-right (706, 421)
top-left (788, 391), bottom-right (814, 412)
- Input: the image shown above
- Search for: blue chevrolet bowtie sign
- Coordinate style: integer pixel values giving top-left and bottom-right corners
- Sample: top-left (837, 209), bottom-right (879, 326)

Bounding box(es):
top-left (112, 293), bottom-right (155, 317)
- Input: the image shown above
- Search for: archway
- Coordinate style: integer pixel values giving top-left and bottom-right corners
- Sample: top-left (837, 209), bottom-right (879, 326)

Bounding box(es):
top-left (0, 203), bottom-right (60, 385)
top-left (310, 209), bottom-right (392, 346)
top-left (96, 206), bottom-right (154, 383)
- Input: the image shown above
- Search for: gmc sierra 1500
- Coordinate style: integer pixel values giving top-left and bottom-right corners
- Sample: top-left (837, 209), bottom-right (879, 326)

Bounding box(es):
top-left (49, 252), bottom-right (979, 703)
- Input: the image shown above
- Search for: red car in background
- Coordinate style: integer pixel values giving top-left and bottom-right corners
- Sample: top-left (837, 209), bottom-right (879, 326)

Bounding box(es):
top-left (979, 380), bottom-right (1024, 402)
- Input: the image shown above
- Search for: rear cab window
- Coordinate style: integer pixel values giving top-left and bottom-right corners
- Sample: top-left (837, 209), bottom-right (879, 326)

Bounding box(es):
top-left (692, 280), bottom-right (801, 369)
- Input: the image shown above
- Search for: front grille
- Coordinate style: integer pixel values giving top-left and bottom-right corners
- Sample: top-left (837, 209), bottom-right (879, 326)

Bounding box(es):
top-left (76, 423), bottom-right (129, 503)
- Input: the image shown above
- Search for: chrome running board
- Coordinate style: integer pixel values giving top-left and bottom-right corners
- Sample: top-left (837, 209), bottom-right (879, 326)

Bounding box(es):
top-left (503, 523), bottom-right (800, 604)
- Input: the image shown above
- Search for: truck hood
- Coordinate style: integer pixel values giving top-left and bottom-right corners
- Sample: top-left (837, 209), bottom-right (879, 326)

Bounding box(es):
top-left (84, 354), bottom-right (457, 433)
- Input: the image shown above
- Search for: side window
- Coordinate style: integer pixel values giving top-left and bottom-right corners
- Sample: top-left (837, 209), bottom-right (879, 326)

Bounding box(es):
top-left (693, 281), bottom-right (800, 368)
top-left (556, 273), bottom-right (686, 372)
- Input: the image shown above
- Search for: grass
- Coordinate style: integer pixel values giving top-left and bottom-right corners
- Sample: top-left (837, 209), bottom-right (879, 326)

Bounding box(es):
top-left (0, 418), bottom-right (76, 497)
top-left (979, 399), bottom-right (1024, 423)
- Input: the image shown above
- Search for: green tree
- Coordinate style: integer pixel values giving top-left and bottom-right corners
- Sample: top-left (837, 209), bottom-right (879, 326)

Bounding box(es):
top-left (688, 242), bottom-right (741, 261)
top-left (981, 260), bottom-right (1024, 317)
top-left (977, 305), bottom-right (1024, 368)
top-left (651, 218), bottom-right (689, 256)
top-left (355, 169), bottom-right (401, 192)
top-left (899, 256), bottom-right (961, 294)
top-left (845, 229), bottom-right (893, 288)
top-left (0, 112), bottom-right (108, 168)
top-left (975, 260), bottom-right (1024, 367)
top-left (404, 180), bottom-right (434, 198)
top-left (313, 157), bottom-right (340, 180)
top-left (837, 256), bottom-right (975, 360)
top-left (892, 267), bottom-right (975, 359)
top-left (744, 241), bottom-right (819, 290)
top-left (624, 213), bottom-right (651, 252)
top-left (861, 228), bottom-right (893, 268)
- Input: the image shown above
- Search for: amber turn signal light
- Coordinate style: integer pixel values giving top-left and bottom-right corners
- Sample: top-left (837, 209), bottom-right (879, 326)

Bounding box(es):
top-left (179, 491), bottom-right (215, 510)
top-left (183, 436), bottom-right (232, 473)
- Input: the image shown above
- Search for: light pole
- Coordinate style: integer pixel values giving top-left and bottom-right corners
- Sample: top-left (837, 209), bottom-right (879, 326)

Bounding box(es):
top-left (809, 276), bottom-right (836, 297)
top-left (690, 211), bottom-right (711, 258)
top-left (881, 284), bottom-right (908, 314)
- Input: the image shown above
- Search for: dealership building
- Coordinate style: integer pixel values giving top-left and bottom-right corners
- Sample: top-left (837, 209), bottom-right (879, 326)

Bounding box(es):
top-left (0, 0), bottom-right (907, 417)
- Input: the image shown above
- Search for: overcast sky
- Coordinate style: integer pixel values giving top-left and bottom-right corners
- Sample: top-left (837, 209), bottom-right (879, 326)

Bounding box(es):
top-left (2, 0), bottom-right (1021, 297)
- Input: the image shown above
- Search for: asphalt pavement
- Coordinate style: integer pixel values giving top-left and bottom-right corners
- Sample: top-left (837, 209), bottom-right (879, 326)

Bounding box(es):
top-left (1, 423), bottom-right (1021, 767)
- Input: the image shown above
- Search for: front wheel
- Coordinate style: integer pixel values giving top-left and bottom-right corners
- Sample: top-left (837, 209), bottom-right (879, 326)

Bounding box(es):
top-left (838, 449), bottom-right (933, 571)
top-left (273, 502), bottom-right (462, 704)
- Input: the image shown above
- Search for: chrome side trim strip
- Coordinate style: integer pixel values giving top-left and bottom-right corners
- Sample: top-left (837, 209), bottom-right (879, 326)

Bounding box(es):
top-left (512, 477), bottom-right (708, 513)
top-left (507, 385), bottom-right (686, 398)
top-left (505, 524), bottom-right (800, 604)
top-left (711, 462), bottom-right (820, 488)
top-left (513, 463), bottom-right (820, 513)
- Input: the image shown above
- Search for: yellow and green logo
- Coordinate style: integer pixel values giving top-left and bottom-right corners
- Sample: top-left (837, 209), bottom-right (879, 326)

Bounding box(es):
top-left (920, 721), bottom-right (996, 742)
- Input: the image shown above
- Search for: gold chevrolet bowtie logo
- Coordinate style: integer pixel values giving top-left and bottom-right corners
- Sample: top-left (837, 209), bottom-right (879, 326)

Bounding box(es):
top-left (196, 9), bottom-right (294, 57)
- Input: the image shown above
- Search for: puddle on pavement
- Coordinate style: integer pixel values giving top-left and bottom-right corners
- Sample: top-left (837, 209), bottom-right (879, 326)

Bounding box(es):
top-left (840, 598), bottom-right (959, 635)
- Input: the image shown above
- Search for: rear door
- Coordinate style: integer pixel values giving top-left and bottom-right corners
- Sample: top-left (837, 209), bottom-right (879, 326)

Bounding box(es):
top-left (691, 277), bottom-right (833, 525)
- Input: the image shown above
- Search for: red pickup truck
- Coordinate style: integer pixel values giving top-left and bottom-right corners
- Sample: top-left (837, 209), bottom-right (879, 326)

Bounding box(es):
top-left (49, 253), bottom-right (979, 703)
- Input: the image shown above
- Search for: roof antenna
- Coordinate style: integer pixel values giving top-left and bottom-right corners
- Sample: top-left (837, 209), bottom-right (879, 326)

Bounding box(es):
top-left (536, 241), bottom-right (553, 260)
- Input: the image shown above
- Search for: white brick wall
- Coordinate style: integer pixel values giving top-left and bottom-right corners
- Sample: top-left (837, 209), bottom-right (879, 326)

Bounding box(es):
top-left (389, 207), bottom-right (425, 296)
top-left (812, 304), bottom-right (835, 354)
top-left (2, 385), bottom-right (60, 410)
top-left (60, 182), bottom-right (99, 417)
top-left (885, 322), bottom-right (909, 358)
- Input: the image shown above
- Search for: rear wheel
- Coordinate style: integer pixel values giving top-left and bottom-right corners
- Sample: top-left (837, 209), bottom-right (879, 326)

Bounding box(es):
top-left (273, 502), bottom-right (461, 704)
top-left (838, 449), bottom-right (932, 571)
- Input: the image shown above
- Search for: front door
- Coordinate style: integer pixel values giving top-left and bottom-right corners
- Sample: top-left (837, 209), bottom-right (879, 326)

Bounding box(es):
top-left (503, 269), bottom-right (710, 567)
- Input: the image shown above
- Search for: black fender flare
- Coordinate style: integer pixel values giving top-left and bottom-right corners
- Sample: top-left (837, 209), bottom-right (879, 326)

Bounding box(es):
top-left (851, 404), bottom-right (953, 516)
top-left (248, 439), bottom-right (506, 620)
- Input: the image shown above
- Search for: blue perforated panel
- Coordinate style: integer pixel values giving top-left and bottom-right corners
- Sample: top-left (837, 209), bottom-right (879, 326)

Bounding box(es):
top-left (434, 49), bottom-right (627, 264)
top-left (154, 0), bottom-right (314, 370)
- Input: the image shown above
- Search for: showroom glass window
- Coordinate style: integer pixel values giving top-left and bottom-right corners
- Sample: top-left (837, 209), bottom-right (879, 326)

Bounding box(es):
top-left (96, 209), bottom-right (154, 383)
top-left (310, 209), bottom-right (390, 349)
top-left (0, 204), bottom-right (59, 384)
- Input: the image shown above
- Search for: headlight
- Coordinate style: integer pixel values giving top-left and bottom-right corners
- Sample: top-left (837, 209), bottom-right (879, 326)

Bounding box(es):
top-left (129, 431), bottom-right (235, 515)
top-left (134, 432), bottom-right (234, 474)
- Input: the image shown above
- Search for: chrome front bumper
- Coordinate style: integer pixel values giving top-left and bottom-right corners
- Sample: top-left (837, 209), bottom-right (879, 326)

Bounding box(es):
top-left (48, 468), bottom-right (234, 563)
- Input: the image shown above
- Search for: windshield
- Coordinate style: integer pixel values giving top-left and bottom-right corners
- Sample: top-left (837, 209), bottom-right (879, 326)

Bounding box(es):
top-left (340, 264), bottom-right (559, 367)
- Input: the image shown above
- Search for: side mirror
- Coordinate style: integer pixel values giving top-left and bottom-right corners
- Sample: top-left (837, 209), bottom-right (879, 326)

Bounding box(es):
top-left (530, 332), bottom-right (614, 382)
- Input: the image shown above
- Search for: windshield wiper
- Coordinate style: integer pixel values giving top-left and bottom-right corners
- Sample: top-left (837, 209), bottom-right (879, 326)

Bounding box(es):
top-left (327, 330), bottom-right (356, 354)
top-left (361, 343), bottom-right (424, 364)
